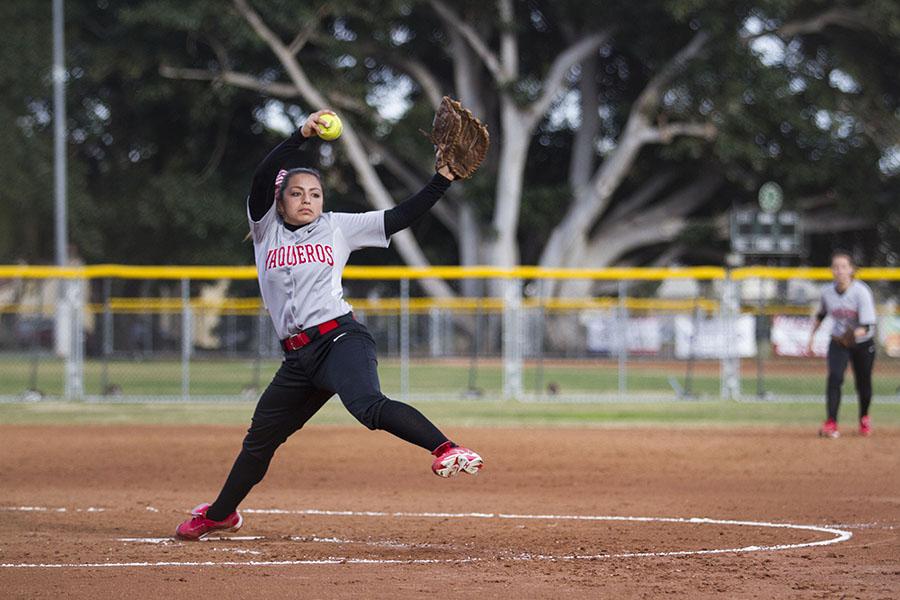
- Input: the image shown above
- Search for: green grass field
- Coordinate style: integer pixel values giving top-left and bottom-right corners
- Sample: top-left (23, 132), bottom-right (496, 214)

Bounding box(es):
top-left (2, 356), bottom-right (899, 398)
top-left (2, 399), bottom-right (899, 427)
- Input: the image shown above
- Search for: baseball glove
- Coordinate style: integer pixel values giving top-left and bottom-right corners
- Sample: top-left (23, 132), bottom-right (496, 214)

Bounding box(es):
top-left (427, 96), bottom-right (490, 179)
top-left (834, 329), bottom-right (857, 348)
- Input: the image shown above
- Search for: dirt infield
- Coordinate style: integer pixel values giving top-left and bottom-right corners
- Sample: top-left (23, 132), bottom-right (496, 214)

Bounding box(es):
top-left (1, 424), bottom-right (898, 599)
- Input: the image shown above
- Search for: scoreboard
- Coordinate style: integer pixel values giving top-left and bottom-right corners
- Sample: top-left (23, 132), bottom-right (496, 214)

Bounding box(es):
top-left (730, 209), bottom-right (802, 255)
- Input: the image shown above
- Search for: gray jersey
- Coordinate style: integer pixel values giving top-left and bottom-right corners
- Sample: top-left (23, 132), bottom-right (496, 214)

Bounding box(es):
top-left (248, 198), bottom-right (388, 340)
top-left (817, 279), bottom-right (876, 343)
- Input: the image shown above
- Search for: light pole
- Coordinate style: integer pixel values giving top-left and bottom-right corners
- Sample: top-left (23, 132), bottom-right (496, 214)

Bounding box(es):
top-left (53, 0), bottom-right (67, 267)
top-left (53, 0), bottom-right (82, 399)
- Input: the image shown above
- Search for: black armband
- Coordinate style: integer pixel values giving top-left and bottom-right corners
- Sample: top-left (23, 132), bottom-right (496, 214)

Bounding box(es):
top-left (383, 174), bottom-right (452, 236)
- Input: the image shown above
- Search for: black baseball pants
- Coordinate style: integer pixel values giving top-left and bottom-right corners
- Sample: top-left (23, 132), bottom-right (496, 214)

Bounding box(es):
top-left (205, 318), bottom-right (449, 521)
top-left (825, 338), bottom-right (875, 422)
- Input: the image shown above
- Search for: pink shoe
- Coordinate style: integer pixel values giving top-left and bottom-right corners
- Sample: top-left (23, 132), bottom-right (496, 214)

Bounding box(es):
top-left (859, 416), bottom-right (872, 437)
top-left (819, 419), bottom-right (840, 438)
top-left (175, 503), bottom-right (243, 540)
top-left (431, 441), bottom-right (483, 477)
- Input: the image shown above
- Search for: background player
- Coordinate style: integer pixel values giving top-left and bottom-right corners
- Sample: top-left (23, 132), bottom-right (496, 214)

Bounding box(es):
top-left (807, 250), bottom-right (877, 438)
top-left (175, 109), bottom-right (484, 540)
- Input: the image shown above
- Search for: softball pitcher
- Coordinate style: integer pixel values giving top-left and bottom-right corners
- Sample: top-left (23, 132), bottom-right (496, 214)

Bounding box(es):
top-left (176, 106), bottom-right (488, 540)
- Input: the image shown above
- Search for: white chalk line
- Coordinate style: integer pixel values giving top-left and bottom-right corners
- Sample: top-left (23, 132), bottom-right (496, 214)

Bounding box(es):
top-left (117, 536), bottom-right (265, 544)
top-left (0, 507), bottom-right (853, 569)
top-left (0, 506), bottom-right (105, 513)
top-left (119, 534), bottom-right (456, 551)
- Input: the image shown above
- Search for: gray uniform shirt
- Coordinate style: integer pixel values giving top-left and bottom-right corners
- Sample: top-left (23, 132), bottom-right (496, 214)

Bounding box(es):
top-left (248, 200), bottom-right (389, 340)
top-left (817, 279), bottom-right (877, 343)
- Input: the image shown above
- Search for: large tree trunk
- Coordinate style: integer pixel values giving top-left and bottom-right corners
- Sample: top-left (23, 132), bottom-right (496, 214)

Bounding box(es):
top-left (489, 103), bottom-right (529, 269)
top-left (540, 32), bottom-right (714, 275)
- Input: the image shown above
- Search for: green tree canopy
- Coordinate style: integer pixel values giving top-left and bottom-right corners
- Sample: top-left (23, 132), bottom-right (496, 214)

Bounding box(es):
top-left (2, 0), bottom-right (897, 270)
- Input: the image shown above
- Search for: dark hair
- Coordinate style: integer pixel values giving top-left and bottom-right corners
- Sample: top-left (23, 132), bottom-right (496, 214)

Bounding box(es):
top-left (830, 249), bottom-right (856, 267)
top-left (276, 167), bottom-right (323, 203)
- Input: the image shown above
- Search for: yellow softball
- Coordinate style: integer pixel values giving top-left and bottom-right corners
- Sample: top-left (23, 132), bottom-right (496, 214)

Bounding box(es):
top-left (318, 114), bottom-right (343, 141)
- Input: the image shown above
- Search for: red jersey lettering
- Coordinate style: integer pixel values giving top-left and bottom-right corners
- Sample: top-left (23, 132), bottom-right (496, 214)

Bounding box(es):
top-left (265, 244), bottom-right (335, 270)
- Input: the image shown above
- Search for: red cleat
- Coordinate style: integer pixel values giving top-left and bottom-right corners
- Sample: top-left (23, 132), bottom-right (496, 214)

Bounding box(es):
top-left (431, 441), bottom-right (483, 477)
top-left (859, 415), bottom-right (872, 437)
top-left (818, 419), bottom-right (840, 438)
top-left (175, 503), bottom-right (243, 541)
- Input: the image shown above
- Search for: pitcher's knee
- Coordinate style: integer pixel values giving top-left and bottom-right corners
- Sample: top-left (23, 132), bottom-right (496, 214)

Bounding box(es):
top-left (242, 421), bottom-right (291, 461)
top-left (342, 394), bottom-right (387, 430)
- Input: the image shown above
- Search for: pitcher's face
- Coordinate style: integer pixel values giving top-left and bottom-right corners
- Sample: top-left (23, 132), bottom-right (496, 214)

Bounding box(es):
top-left (279, 173), bottom-right (323, 226)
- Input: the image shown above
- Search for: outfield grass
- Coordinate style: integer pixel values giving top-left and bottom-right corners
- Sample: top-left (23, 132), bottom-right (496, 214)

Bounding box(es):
top-left (2, 399), bottom-right (899, 428)
top-left (3, 357), bottom-right (899, 398)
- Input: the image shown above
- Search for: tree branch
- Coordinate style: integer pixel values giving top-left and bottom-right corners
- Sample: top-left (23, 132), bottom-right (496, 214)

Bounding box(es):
top-left (160, 64), bottom-right (380, 125)
top-left (645, 121), bottom-right (717, 144)
top-left (604, 169), bottom-right (680, 223)
top-left (634, 31), bottom-right (709, 117)
top-left (711, 208), bottom-right (874, 238)
top-left (523, 30), bottom-right (611, 127)
top-left (160, 65), bottom-right (301, 99)
top-left (308, 30), bottom-right (446, 108)
top-left (198, 110), bottom-right (232, 182)
top-left (428, 0), bottom-right (506, 83)
top-left (497, 0), bottom-right (518, 81)
top-left (390, 56), bottom-right (444, 108)
top-left (583, 171), bottom-right (723, 267)
top-left (288, 5), bottom-right (332, 55)
top-left (538, 31), bottom-right (714, 270)
top-left (748, 7), bottom-right (872, 41)
top-left (636, 170), bottom-right (724, 222)
top-left (204, 34), bottom-right (232, 72)
top-left (801, 211), bottom-right (876, 234)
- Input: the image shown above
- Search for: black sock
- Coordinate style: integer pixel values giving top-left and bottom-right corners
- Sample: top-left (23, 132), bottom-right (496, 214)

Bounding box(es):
top-left (376, 399), bottom-right (448, 452)
top-left (206, 450), bottom-right (270, 521)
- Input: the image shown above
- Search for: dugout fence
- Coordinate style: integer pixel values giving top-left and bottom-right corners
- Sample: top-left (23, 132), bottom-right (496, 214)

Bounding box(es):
top-left (0, 265), bottom-right (898, 403)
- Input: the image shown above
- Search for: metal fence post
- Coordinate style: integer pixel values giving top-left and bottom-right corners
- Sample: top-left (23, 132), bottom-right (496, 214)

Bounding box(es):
top-left (756, 282), bottom-right (766, 398)
top-left (720, 272), bottom-right (740, 400)
top-left (429, 308), bottom-right (441, 357)
top-left (535, 278), bottom-right (546, 398)
top-left (400, 278), bottom-right (410, 403)
top-left (503, 278), bottom-right (524, 400)
top-left (64, 278), bottom-right (84, 400)
top-left (181, 278), bottom-right (191, 402)
top-left (618, 279), bottom-right (629, 399)
top-left (101, 277), bottom-right (112, 395)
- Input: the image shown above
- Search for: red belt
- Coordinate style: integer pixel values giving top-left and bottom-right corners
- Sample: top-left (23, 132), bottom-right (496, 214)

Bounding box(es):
top-left (281, 314), bottom-right (354, 351)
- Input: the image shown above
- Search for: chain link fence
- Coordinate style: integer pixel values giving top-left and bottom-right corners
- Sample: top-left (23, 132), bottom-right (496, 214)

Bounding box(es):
top-left (1, 265), bottom-right (898, 403)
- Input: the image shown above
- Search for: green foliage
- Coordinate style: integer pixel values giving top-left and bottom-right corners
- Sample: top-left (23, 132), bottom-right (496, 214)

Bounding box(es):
top-left (1, 0), bottom-right (897, 266)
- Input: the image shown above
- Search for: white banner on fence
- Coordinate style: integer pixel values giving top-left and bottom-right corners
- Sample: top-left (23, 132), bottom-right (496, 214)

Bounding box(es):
top-left (878, 315), bottom-right (900, 358)
top-left (771, 316), bottom-right (832, 357)
top-left (583, 312), bottom-right (662, 355)
top-left (674, 315), bottom-right (756, 359)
